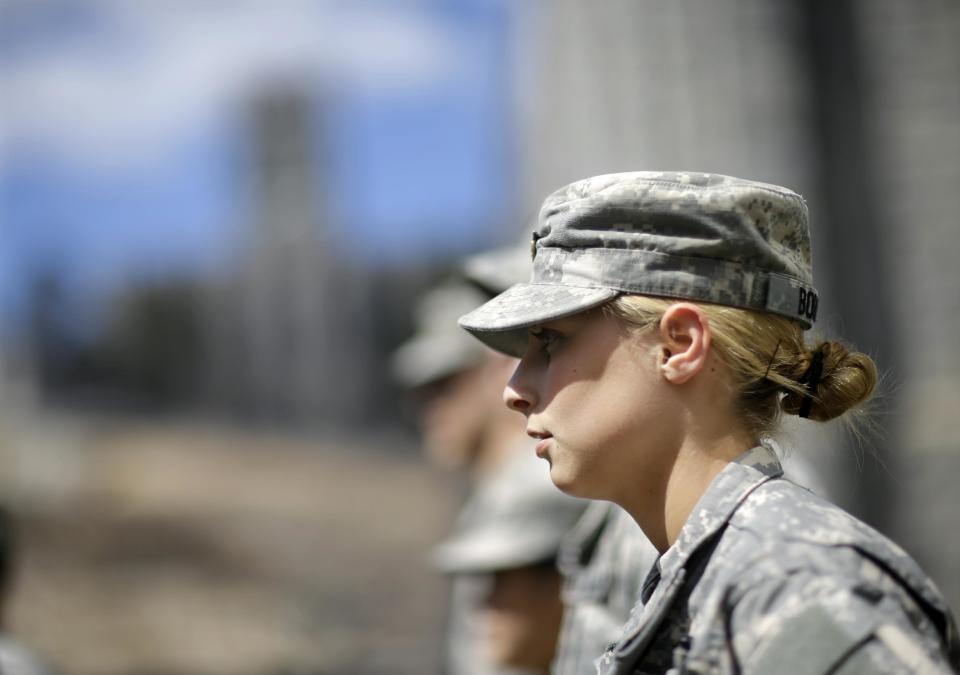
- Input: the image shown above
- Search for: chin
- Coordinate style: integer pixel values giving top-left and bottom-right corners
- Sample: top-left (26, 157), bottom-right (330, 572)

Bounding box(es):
top-left (548, 464), bottom-right (589, 498)
top-left (551, 462), bottom-right (614, 501)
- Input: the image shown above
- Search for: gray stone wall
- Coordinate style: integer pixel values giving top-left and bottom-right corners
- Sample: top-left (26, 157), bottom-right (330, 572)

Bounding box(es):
top-left (857, 0), bottom-right (960, 609)
top-left (513, 0), bottom-right (960, 610)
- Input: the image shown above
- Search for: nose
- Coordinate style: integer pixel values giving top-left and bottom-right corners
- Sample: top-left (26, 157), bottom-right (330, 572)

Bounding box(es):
top-left (503, 355), bottom-right (538, 414)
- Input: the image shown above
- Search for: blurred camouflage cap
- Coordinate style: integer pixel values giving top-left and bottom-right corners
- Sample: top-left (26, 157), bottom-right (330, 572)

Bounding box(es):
top-left (461, 243), bottom-right (532, 296)
top-left (391, 280), bottom-right (490, 389)
top-left (459, 171), bottom-right (819, 357)
top-left (432, 449), bottom-right (588, 575)
top-left (393, 243), bottom-right (533, 386)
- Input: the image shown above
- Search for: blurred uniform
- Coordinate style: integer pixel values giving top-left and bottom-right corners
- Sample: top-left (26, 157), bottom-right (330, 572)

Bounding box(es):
top-left (392, 279), bottom-right (498, 675)
top-left (552, 503), bottom-right (658, 675)
top-left (0, 508), bottom-right (59, 675)
top-left (434, 449), bottom-right (589, 675)
top-left (0, 638), bottom-right (58, 675)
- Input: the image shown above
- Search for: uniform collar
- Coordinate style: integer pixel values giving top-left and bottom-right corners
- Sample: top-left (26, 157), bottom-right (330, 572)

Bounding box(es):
top-left (557, 501), bottom-right (614, 574)
top-left (659, 443), bottom-right (784, 576)
top-left (604, 444), bottom-right (784, 669)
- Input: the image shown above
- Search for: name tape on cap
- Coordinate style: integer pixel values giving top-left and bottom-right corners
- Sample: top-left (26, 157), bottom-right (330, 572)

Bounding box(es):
top-left (767, 274), bottom-right (818, 325)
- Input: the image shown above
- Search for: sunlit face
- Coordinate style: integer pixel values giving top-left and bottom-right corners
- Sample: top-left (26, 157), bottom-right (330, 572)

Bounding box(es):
top-left (503, 308), bottom-right (681, 502)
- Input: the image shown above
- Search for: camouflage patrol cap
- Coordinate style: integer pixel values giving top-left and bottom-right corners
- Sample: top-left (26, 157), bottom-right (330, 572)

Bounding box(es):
top-left (432, 449), bottom-right (588, 575)
top-left (459, 171), bottom-right (819, 357)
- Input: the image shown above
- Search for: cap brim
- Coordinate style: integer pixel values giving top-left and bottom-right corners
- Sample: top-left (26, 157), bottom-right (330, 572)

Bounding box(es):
top-left (431, 528), bottom-right (563, 574)
top-left (458, 283), bottom-right (619, 357)
top-left (390, 333), bottom-right (485, 388)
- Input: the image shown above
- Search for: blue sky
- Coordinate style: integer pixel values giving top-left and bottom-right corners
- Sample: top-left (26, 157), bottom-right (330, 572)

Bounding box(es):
top-left (0, 0), bottom-right (517, 331)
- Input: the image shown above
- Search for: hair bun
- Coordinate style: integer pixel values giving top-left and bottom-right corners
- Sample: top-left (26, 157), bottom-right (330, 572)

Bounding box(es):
top-left (781, 340), bottom-right (878, 421)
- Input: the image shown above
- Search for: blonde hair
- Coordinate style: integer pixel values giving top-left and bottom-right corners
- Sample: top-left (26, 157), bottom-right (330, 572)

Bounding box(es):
top-left (604, 295), bottom-right (878, 438)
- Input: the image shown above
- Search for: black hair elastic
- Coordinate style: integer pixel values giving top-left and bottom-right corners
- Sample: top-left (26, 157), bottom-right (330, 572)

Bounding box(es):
top-left (798, 348), bottom-right (825, 418)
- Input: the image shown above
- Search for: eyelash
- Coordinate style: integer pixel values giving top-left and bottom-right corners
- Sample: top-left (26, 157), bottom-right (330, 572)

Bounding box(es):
top-left (531, 328), bottom-right (562, 352)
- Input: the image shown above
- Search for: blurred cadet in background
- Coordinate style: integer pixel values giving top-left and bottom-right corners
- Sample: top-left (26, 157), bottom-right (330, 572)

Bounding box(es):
top-left (0, 508), bottom-right (57, 675)
top-left (433, 449), bottom-right (588, 675)
top-left (392, 278), bottom-right (516, 478)
top-left (552, 502), bottom-right (659, 675)
top-left (392, 245), bottom-right (535, 674)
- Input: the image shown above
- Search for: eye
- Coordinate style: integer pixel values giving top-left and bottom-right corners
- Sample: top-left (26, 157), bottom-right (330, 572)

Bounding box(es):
top-left (530, 327), bottom-right (563, 355)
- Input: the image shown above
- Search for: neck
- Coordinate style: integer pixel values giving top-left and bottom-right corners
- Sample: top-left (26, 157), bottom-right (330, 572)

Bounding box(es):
top-left (620, 431), bottom-right (753, 553)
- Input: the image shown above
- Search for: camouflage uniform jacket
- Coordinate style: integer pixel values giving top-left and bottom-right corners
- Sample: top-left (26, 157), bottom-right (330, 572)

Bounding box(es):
top-left (552, 502), bottom-right (659, 675)
top-left (596, 444), bottom-right (960, 674)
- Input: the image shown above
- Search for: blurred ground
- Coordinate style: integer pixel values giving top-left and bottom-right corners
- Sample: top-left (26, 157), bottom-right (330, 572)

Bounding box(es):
top-left (0, 413), bottom-right (458, 675)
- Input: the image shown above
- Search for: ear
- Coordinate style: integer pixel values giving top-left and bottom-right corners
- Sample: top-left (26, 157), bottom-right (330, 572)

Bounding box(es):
top-left (657, 303), bottom-right (711, 385)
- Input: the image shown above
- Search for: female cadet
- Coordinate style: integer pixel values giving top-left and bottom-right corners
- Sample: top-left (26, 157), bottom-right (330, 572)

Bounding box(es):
top-left (458, 172), bottom-right (959, 674)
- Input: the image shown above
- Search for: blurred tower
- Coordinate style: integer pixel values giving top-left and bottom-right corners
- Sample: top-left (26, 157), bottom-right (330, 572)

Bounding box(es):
top-left (204, 86), bottom-right (373, 426)
top-left (242, 88), bottom-right (331, 421)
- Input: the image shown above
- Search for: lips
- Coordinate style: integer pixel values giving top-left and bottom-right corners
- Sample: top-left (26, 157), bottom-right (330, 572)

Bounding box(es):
top-left (527, 428), bottom-right (553, 457)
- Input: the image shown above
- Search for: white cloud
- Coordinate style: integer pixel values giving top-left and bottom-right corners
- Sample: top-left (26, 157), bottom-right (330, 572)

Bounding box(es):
top-left (0, 0), bottom-right (461, 167)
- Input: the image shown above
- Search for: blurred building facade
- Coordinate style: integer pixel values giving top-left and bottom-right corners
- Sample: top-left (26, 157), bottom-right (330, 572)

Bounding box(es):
top-left (513, 0), bottom-right (960, 608)
top-left (854, 0), bottom-right (960, 607)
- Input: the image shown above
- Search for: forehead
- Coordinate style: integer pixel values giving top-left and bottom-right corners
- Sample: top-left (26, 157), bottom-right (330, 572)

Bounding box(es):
top-left (532, 306), bottom-right (638, 338)
top-left (533, 307), bottom-right (604, 332)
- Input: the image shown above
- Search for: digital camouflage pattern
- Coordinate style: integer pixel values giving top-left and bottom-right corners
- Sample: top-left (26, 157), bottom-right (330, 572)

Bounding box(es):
top-left (552, 446), bottom-right (836, 675)
top-left (0, 637), bottom-right (58, 675)
top-left (552, 502), bottom-right (659, 675)
top-left (460, 172), bottom-right (820, 357)
top-left (596, 443), bottom-right (960, 675)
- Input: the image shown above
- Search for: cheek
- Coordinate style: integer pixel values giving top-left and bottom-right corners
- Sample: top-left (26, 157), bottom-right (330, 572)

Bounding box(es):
top-left (480, 589), bottom-right (557, 665)
top-left (547, 356), bottom-right (673, 492)
top-left (544, 390), bottom-right (636, 493)
top-left (563, 365), bottom-right (662, 438)
top-left (422, 396), bottom-right (462, 437)
top-left (431, 377), bottom-right (487, 427)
